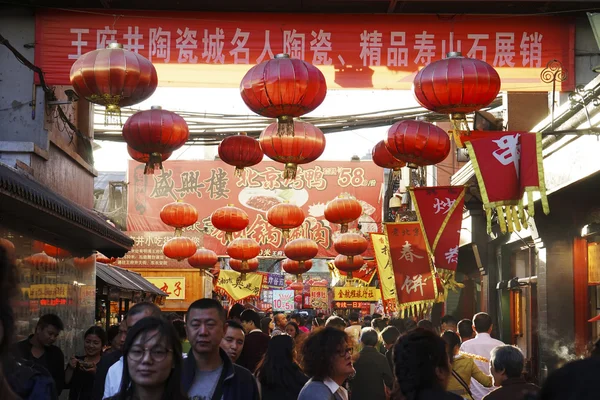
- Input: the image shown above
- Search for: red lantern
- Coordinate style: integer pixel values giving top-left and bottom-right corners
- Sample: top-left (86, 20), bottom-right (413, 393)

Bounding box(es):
top-left (294, 294), bottom-right (303, 304)
top-left (334, 232), bottom-right (368, 263)
top-left (188, 248), bottom-right (218, 271)
top-left (259, 120), bottom-right (326, 179)
top-left (122, 106), bottom-right (189, 174)
top-left (211, 205), bottom-right (250, 242)
top-left (227, 238), bottom-right (260, 276)
top-left (385, 120), bottom-right (450, 169)
top-left (282, 259), bottom-right (313, 282)
top-left (290, 281), bottom-right (304, 292)
top-left (70, 43), bottom-right (158, 117)
top-left (372, 140), bottom-right (406, 171)
top-left (96, 253), bottom-right (117, 264)
top-left (128, 146), bottom-right (172, 174)
top-left (284, 238), bottom-right (319, 270)
top-left (229, 257), bottom-right (259, 273)
top-left (25, 253), bottom-right (58, 271)
top-left (160, 200), bottom-right (198, 236)
top-left (240, 53), bottom-right (327, 137)
top-left (43, 244), bottom-right (71, 259)
top-left (267, 202), bottom-right (305, 239)
top-left (218, 133), bottom-right (263, 176)
top-left (163, 237), bottom-right (197, 261)
top-left (313, 279), bottom-right (329, 287)
top-left (0, 238), bottom-right (15, 261)
top-left (334, 254), bottom-right (364, 279)
top-left (324, 195), bottom-right (362, 233)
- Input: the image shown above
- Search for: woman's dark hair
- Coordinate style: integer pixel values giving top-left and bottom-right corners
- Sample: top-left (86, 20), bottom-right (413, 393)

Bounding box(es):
top-left (117, 317), bottom-right (185, 400)
top-left (107, 325), bottom-right (120, 345)
top-left (260, 317), bottom-right (272, 335)
top-left (256, 335), bottom-right (305, 386)
top-left (85, 326), bottom-right (107, 347)
top-left (441, 330), bottom-right (461, 364)
top-left (171, 319), bottom-right (187, 341)
top-left (0, 245), bottom-right (18, 360)
top-left (393, 328), bottom-right (450, 400)
top-left (228, 303), bottom-right (245, 321)
top-left (286, 321), bottom-right (300, 337)
top-left (538, 358), bottom-right (600, 400)
top-left (301, 327), bottom-right (350, 381)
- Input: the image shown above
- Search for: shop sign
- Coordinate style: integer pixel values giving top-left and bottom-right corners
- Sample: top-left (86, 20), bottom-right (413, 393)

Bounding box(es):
top-left (333, 286), bottom-right (380, 301)
top-left (258, 272), bottom-right (285, 288)
top-left (309, 287), bottom-right (328, 309)
top-left (117, 232), bottom-right (202, 269)
top-left (333, 301), bottom-right (371, 310)
top-left (29, 284), bottom-right (69, 299)
top-left (272, 290), bottom-right (295, 312)
top-left (146, 277), bottom-right (185, 300)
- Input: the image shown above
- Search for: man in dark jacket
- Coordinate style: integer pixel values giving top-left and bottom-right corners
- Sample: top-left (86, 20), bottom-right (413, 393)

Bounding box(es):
top-left (10, 313), bottom-right (65, 396)
top-left (183, 299), bottom-right (259, 400)
top-left (381, 326), bottom-right (400, 372)
top-left (483, 345), bottom-right (539, 400)
top-left (91, 320), bottom-right (126, 400)
top-left (237, 309), bottom-right (269, 373)
top-left (350, 328), bottom-right (394, 400)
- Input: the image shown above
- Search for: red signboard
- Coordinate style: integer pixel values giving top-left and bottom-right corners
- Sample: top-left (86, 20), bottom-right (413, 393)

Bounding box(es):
top-left (127, 160), bottom-right (382, 258)
top-left (35, 10), bottom-right (574, 91)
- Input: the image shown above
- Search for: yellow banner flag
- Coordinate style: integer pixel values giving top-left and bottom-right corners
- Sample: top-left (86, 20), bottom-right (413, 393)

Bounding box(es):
top-left (216, 270), bottom-right (263, 301)
top-left (371, 233), bottom-right (398, 311)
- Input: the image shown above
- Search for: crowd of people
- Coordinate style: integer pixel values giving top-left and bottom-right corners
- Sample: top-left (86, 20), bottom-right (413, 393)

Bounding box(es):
top-left (0, 246), bottom-right (599, 399)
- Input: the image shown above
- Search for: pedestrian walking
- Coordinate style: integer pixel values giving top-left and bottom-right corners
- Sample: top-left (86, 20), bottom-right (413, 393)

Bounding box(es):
top-left (482, 345), bottom-right (539, 400)
top-left (220, 320), bottom-right (245, 364)
top-left (350, 328), bottom-right (393, 400)
top-left (238, 309), bottom-right (269, 373)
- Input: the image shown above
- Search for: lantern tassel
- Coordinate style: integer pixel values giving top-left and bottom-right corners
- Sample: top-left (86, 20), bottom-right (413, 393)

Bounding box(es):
top-left (347, 255), bottom-right (354, 264)
top-left (283, 163), bottom-right (298, 179)
top-left (347, 271), bottom-right (353, 279)
top-left (234, 167), bottom-right (244, 177)
top-left (277, 116), bottom-right (295, 137)
top-left (340, 223), bottom-right (349, 233)
top-left (297, 274), bottom-right (303, 283)
top-left (145, 153), bottom-right (164, 175)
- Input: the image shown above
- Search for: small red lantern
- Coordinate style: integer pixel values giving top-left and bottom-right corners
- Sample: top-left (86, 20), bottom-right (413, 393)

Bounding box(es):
top-left (385, 120), bottom-right (450, 169)
top-left (227, 238), bottom-right (260, 268)
top-left (70, 43), bottom-right (158, 118)
top-left (259, 120), bottom-right (326, 179)
top-left (372, 140), bottom-right (406, 171)
top-left (163, 237), bottom-right (197, 261)
top-left (284, 238), bottom-right (319, 269)
top-left (188, 248), bottom-right (218, 270)
top-left (218, 132), bottom-right (263, 176)
top-left (294, 294), bottom-right (303, 304)
top-left (160, 200), bottom-right (198, 236)
top-left (334, 254), bottom-right (364, 279)
top-left (290, 281), bottom-right (304, 292)
top-left (128, 146), bottom-right (172, 174)
top-left (324, 194), bottom-right (362, 233)
top-left (267, 202), bottom-right (305, 239)
top-left (229, 257), bottom-right (259, 279)
top-left (334, 232), bottom-right (368, 264)
top-left (122, 106), bottom-right (189, 174)
top-left (211, 205), bottom-right (250, 242)
top-left (282, 258), bottom-right (313, 282)
top-left (43, 244), bottom-right (71, 259)
top-left (240, 53), bottom-right (327, 137)
top-left (25, 253), bottom-right (58, 271)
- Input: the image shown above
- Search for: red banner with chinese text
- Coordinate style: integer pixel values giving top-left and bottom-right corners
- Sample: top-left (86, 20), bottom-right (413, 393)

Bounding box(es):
top-left (127, 160), bottom-right (382, 259)
top-left (410, 186), bottom-right (466, 277)
top-left (338, 260), bottom-right (377, 284)
top-left (35, 10), bottom-right (574, 91)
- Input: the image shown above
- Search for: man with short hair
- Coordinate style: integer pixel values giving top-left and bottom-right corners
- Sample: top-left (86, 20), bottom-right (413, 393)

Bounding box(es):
top-left (290, 313), bottom-right (309, 333)
top-left (183, 299), bottom-right (259, 400)
top-left (325, 315), bottom-right (347, 330)
top-left (458, 318), bottom-right (475, 343)
top-left (220, 320), bottom-right (245, 363)
top-left (441, 315), bottom-right (458, 332)
top-left (271, 312), bottom-right (287, 336)
top-left (350, 328), bottom-right (394, 400)
top-left (460, 313), bottom-right (505, 400)
top-left (482, 345), bottom-right (539, 400)
top-left (417, 319), bottom-right (435, 332)
top-left (91, 320), bottom-right (126, 400)
top-left (11, 313), bottom-right (65, 395)
top-left (345, 312), bottom-right (362, 343)
top-left (381, 326), bottom-right (400, 371)
top-left (101, 302), bottom-right (162, 399)
top-left (237, 309), bottom-right (269, 372)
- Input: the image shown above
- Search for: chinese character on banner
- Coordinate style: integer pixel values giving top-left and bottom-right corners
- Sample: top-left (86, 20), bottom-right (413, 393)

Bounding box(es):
top-left (256, 30), bottom-right (275, 63)
top-left (359, 30), bottom-right (383, 66)
top-left (149, 27), bottom-right (171, 62)
top-left (176, 28), bottom-right (199, 63)
top-left (68, 29), bottom-right (89, 60)
top-left (414, 31), bottom-right (435, 65)
top-left (283, 29), bottom-right (306, 60)
top-left (520, 32), bottom-right (543, 67)
top-left (467, 33), bottom-right (489, 61)
top-left (97, 26), bottom-right (117, 49)
top-left (229, 28), bottom-right (250, 64)
top-left (202, 28), bottom-right (225, 64)
top-left (146, 277), bottom-right (186, 300)
top-left (493, 32), bottom-right (515, 67)
top-left (385, 222), bottom-right (432, 278)
top-left (310, 30), bottom-right (332, 65)
top-left (387, 32), bottom-right (408, 67)
top-left (399, 241), bottom-right (424, 263)
top-left (394, 271), bottom-right (438, 313)
top-left (123, 26), bottom-right (145, 53)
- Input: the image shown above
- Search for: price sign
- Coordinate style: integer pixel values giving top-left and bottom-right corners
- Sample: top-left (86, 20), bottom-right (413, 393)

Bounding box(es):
top-left (272, 290), bottom-right (295, 312)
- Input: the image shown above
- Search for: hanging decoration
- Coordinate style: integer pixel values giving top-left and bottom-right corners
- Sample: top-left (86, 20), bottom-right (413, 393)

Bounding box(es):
top-left (122, 106), bottom-right (189, 174)
top-left (70, 43), bottom-right (158, 120)
top-left (259, 120), bottom-right (326, 179)
top-left (128, 146), bottom-right (172, 173)
top-left (160, 200), bottom-right (199, 236)
top-left (324, 194), bottom-right (362, 233)
top-left (385, 120), bottom-right (450, 168)
top-left (333, 232), bottom-right (368, 264)
top-left (210, 204), bottom-right (250, 242)
top-left (240, 53), bottom-right (327, 137)
top-left (162, 237), bottom-right (197, 261)
top-left (188, 248), bottom-right (219, 271)
top-left (371, 233), bottom-right (398, 313)
top-left (284, 238), bottom-right (319, 270)
top-left (267, 202), bottom-right (305, 239)
top-left (229, 257), bottom-right (260, 274)
top-left (282, 258), bottom-right (313, 283)
top-left (371, 140), bottom-right (406, 172)
top-left (333, 254), bottom-right (364, 279)
top-left (216, 269), bottom-right (263, 302)
top-left (226, 238), bottom-right (260, 279)
top-left (465, 131), bottom-right (549, 233)
top-left (218, 132), bottom-right (264, 176)
top-left (328, 259), bottom-right (377, 284)
top-left (412, 52), bottom-right (501, 147)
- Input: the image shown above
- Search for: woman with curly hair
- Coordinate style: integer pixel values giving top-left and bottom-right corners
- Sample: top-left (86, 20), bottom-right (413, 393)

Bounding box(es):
top-left (298, 327), bottom-right (356, 400)
top-left (393, 328), bottom-right (462, 400)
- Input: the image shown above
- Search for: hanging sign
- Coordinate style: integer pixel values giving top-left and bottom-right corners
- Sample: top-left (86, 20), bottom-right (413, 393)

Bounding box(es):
top-left (333, 286), bottom-right (380, 301)
top-left (272, 290), bottom-right (295, 312)
top-left (371, 233), bottom-right (398, 313)
top-left (216, 270), bottom-right (263, 301)
top-left (145, 277), bottom-right (185, 300)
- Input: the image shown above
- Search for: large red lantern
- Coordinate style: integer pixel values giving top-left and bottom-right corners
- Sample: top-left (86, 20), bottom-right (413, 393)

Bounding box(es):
top-left (128, 146), bottom-right (172, 174)
top-left (163, 237), bottom-right (197, 261)
top-left (240, 54), bottom-right (327, 137)
top-left (160, 200), bottom-right (198, 236)
top-left (218, 133), bottom-right (263, 176)
top-left (334, 232), bottom-right (368, 263)
top-left (385, 120), bottom-right (450, 168)
top-left (282, 258), bottom-right (313, 282)
top-left (334, 254), bottom-right (364, 279)
top-left (229, 257), bottom-right (259, 275)
top-left (70, 43), bottom-right (158, 118)
top-left (122, 106), bottom-right (189, 174)
top-left (372, 140), bottom-right (406, 171)
top-left (324, 194), bottom-right (362, 233)
top-left (267, 202), bottom-right (305, 239)
top-left (227, 238), bottom-right (260, 269)
top-left (188, 248), bottom-right (218, 271)
top-left (211, 205), bottom-right (250, 242)
top-left (259, 120), bottom-right (326, 179)
top-left (284, 238), bottom-right (319, 269)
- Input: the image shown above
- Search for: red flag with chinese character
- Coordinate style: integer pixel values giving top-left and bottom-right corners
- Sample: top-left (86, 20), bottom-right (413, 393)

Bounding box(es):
top-left (385, 222), bottom-right (437, 316)
top-left (465, 131), bottom-right (549, 233)
top-left (338, 260), bottom-right (377, 284)
top-left (410, 186), bottom-right (466, 278)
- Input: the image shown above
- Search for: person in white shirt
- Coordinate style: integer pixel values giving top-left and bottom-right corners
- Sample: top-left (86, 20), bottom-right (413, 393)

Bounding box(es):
top-left (459, 312), bottom-right (504, 400)
top-left (344, 312), bottom-right (362, 348)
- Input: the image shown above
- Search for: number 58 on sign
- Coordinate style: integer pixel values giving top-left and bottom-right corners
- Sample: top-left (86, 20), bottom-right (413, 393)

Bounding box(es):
top-left (272, 290), bottom-right (295, 312)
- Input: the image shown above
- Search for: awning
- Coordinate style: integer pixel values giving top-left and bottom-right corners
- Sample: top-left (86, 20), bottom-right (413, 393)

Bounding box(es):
top-left (0, 162), bottom-right (133, 257)
top-left (96, 263), bottom-right (166, 297)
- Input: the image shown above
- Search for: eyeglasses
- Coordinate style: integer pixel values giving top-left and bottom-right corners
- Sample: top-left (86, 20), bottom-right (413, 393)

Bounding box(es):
top-left (128, 346), bottom-right (172, 362)
top-left (337, 347), bottom-right (353, 358)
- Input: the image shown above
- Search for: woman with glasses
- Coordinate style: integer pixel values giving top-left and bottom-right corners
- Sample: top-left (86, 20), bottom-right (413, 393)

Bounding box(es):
top-left (298, 327), bottom-right (356, 400)
top-left (105, 317), bottom-right (186, 400)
